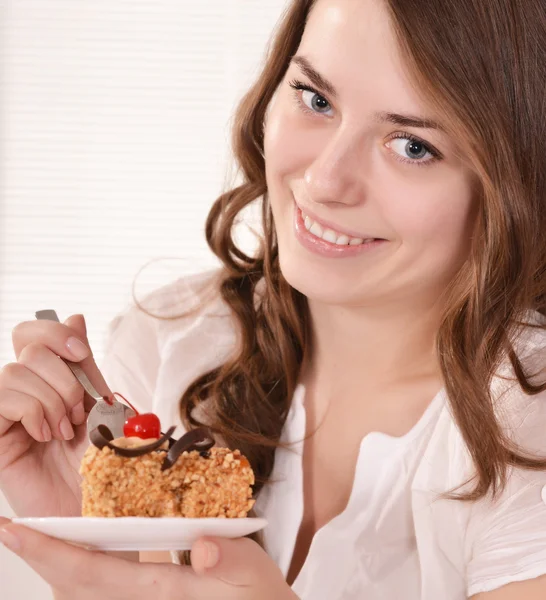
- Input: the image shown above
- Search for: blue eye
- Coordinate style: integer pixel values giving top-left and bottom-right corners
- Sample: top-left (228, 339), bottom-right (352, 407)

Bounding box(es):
top-left (301, 89), bottom-right (332, 114)
top-left (289, 79), bottom-right (334, 117)
top-left (390, 137), bottom-right (431, 160)
top-left (386, 133), bottom-right (441, 167)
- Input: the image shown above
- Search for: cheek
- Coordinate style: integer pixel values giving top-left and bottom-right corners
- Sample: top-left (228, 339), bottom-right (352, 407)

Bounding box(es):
top-left (384, 173), bottom-right (477, 265)
top-left (264, 104), bottom-right (296, 226)
top-left (264, 97), bottom-right (314, 185)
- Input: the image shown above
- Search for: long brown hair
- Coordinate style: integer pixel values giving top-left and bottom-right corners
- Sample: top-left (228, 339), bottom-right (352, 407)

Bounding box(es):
top-left (144, 0), bottom-right (546, 503)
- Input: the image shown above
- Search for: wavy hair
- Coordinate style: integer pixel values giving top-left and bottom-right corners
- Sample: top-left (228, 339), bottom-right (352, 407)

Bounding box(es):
top-left (149, 0), bottom-right (546, 503)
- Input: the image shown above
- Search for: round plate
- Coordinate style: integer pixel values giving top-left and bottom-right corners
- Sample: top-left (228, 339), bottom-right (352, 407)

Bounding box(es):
top-left (11, 517), bottom-right (268, 551)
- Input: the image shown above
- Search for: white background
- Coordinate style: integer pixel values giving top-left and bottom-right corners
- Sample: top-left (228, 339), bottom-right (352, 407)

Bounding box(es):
top-left (0, 1), bottom-right (288, 597)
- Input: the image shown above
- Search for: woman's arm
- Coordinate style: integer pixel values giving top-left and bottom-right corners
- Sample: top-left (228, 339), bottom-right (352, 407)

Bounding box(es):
top-left (470, 574), bottom-right (546, 599)
top-left (139, 551), bottom-right (173, 563)
top-left (4, 521), bottom-right (296, 600)
top-left (111, 551), bottom-right (140, 562)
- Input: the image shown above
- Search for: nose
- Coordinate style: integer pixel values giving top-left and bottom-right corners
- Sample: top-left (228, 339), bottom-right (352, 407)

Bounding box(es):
top-left (303, 127), bottom-right (367, 207)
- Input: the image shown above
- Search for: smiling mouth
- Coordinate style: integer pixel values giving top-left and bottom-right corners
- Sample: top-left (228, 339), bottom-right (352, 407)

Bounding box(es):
top-left (299, 208), bottom-right (381, 246)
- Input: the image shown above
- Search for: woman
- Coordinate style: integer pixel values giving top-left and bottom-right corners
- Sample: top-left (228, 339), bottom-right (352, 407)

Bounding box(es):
top-left (1, 0), bottom-right (545, 598)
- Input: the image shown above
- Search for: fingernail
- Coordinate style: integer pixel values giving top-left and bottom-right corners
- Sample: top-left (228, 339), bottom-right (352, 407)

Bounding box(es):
top-left (65, 337), bottom-right (89, 361)
top-left (59, 415), bottom-right (74, 440)
top-left (41, 420), bottom-right (52, 442)
top-left (70, 402), bottom-right (85, 426)
top-left (203, 541), bottom-right (219, 569)
top-left (0, 526), bottom-right (21, 552)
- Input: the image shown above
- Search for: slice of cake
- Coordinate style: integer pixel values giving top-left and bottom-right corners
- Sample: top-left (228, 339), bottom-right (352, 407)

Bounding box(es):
top-left (80, 416), bottom-right (255, 518)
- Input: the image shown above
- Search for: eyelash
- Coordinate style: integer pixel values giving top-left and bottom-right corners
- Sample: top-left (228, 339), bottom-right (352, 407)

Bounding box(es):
top-left (288, 78), bottom-right (442, 168)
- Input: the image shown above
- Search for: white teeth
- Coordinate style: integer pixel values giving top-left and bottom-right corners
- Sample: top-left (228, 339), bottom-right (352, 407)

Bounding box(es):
top-left (322, 229), bottom-right (338, 243)
top-left (302, 210), bottom-right (371, 246)
top-left (309, 222), bottom-right (324, 237)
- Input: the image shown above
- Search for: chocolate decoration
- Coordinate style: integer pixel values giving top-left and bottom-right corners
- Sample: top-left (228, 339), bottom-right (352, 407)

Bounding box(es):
top-left (90, 424), bottom-right (114, 449)
top-left (161, 427), bottom-right (215, 471)
top-left (161, 431), bottom-right (177, 449)
top-left (90, 425), bottom-right (176, 458)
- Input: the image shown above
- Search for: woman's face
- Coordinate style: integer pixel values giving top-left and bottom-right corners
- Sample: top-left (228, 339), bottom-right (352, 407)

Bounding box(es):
top-left (263, 0), bottom-right (477, 309)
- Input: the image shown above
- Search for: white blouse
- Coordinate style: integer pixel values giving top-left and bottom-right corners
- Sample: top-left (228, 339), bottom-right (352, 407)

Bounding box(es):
top-left (99, 271), bottom-right (546, 599)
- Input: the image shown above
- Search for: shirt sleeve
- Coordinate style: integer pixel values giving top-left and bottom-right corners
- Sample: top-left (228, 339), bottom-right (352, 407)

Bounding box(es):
top-left (466, 387), bottom-right (546, 596)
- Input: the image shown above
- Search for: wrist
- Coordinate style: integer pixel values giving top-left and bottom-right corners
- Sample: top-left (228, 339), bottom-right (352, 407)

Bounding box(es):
top-left (105, 550), bottom-right (139, 562)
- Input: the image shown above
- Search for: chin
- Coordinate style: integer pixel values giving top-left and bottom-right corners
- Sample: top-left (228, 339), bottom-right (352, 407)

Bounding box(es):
top-left (277, 245), bottom-right (372, 307)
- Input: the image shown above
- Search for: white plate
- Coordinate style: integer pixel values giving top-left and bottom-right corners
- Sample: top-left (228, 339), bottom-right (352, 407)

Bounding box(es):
top-left (12, 517), bottom-right (268, 551)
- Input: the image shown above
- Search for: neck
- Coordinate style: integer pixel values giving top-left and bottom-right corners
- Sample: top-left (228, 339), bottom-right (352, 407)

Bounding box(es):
top-left (301, 294), bottom-right (444, 395)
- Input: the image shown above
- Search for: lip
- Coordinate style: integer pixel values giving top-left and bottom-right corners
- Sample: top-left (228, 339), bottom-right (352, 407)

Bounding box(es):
top-left (293, 202), bottom-right (387, 258)
top-left (294, 201), bottom-right (377, 241)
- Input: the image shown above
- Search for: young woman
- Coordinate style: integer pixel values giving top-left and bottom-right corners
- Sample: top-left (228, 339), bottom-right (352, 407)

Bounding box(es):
top-left (1, 0), bottom-right (545, 598)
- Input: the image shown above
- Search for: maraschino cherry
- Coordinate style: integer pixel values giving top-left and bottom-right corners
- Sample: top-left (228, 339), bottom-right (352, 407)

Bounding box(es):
top-left (123, 412), bottom-right (161, 439)
top-left (105, 392), bottom-right (162, 440)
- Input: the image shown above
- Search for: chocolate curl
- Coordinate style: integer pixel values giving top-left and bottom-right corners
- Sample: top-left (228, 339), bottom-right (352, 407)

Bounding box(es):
top-left (161, 427), bottom-right (215, 471)
top-left (90, 425), bottom-right (177, 458)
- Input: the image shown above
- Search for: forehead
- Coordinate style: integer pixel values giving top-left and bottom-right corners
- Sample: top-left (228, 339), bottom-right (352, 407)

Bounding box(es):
top-left (298, 0), bottom-right (429, 119)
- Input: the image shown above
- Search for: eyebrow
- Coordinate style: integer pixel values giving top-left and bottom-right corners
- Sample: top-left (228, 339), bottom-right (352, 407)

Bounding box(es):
top-left (291, 55), bottom-right (338, 98)
top-left (376, 112), bottom-right (444, 131)
top-left (290, 54), bottom-right (444, 131)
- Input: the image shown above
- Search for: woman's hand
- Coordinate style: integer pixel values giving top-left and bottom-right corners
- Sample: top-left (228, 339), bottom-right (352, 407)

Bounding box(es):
top-left (0, 517), bottom-right (299, 600)
top-left (0, 315), bottom-right (109, 517)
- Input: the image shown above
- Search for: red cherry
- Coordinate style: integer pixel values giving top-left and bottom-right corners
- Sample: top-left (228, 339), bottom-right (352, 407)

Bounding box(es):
top-left (123, 413), bottom-right (161, 439)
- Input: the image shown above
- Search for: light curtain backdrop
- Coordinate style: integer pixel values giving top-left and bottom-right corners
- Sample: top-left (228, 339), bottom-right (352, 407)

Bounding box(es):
top-left (0, 1), bottom-right (289, 598)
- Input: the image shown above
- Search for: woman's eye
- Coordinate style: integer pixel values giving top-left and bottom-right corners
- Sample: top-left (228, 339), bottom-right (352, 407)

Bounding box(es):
top-left (289, 79), bottom-right (335, 117)
top-left (301, 89), bottom-right (333, 115)
top-left (387, 136), bottom-right (438, 164)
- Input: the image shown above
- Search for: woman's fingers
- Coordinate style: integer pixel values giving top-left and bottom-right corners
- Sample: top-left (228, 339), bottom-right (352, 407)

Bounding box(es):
top-left (0, 519), bottom-right (195, 599)
top-left (0, 360), bottom-right (77, 441)
top-left (0, 519), bottom-right (138, 592)
top-left (12, 315), bottom-right (111, 413)
top-left (1, 314), bottom-right (112, 454)
top-left (12, 320), bottom-right (90, 363)
top-left (17, 343), bottom-right (85, 428)
top-left (0, 386), bottom-right (46, 440)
